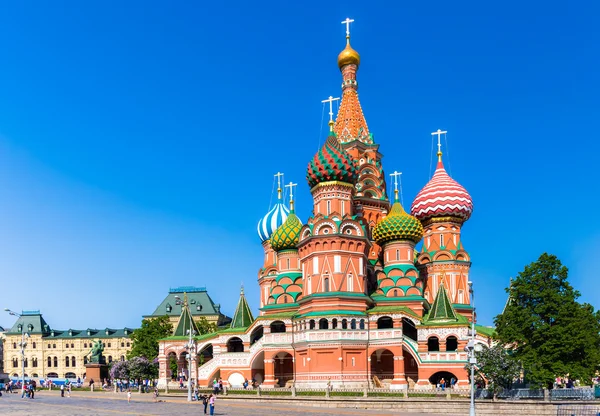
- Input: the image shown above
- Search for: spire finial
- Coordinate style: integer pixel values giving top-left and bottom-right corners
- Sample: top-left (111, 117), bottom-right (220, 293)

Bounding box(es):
top-left (390, 171), bottom-right (402, 203)
top-left (284, 181), bottom-right (298, 212)
top-left (240, 282), bottom-right (244, 295)
top-left (275, 172), bottom-right (284, 200)
top-left (183, 292), bottom-right (188, 307)
top-left (322, 95), bottom-right (340, 132)
top-left (341, 17), bottom-right (354, 43)
top-left (431, 129), bottom-right (447, 162)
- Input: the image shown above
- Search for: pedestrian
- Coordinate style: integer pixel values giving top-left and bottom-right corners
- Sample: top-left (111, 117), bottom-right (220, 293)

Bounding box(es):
top-left (60, 384), bottom-right (65, 397)
top-left (153, 386), bottom-right (159, 402)
top-left (212, 378), bottom-right (219, 395)
top-left (67, 382), bottom-right (71, 398)
top-left (201, 394), bottom-right (208, 414)
top-left (127, 388), bottom-right (132, 403)
top-left (209, 393), bottom-right (216, 416)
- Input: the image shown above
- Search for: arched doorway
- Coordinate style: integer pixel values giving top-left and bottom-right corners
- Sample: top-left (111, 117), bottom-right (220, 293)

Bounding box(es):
top-left (370, 349), bottom-right (394, 381)
top-left (65, 372), bottom-right (76, 379)
top-left (446, 336), bottom-right (458, 352)
top-left (429, 371), bottom-right (458, 388)
top-left (427, 336), bottom-right (440, 351)
top-left (198, 344), bottom-right (213, 366)
top-left (47, 372), bottom-right (59, 378)
top-left (167, 352), bottom-right (178, 380)
top-left (273, 352), bottom-right (293, 387)
top-left (251, 351), bottom-right (264, 386)
top-left (250, 326), bottom-right (264, 345)
top-left (402, 347), bottom-right (419, 384)
top-left (227, 337), bottom-right (244, 352)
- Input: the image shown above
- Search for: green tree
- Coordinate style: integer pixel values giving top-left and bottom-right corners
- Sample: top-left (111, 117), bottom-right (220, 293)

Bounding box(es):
top-left (494, 253), bottom-right (600, 388)
top-left (195, 316), bottom-right (218, 335)
top-left (466, 344), bottom-right (521, 399)
top-left (128, 356), bottom-right (158, 381)
top-left (128, 315), bottom-right (173, 361)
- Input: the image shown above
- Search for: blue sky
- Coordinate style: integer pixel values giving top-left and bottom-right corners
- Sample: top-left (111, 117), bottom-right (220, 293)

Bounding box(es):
top-left (1, 1), bottom-right (598, 330)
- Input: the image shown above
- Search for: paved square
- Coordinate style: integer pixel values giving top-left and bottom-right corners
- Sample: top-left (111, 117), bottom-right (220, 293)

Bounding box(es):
top-left (0, 391), bottom-right (443, 416)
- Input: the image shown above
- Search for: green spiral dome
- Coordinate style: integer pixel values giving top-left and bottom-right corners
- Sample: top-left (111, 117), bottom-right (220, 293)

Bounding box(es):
top-left (270, 211), bottom-right (302, 251)
top-left (373, 201), bottom-right (424, 245)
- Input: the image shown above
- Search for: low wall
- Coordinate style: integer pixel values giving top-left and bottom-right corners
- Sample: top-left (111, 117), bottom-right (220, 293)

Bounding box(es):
top-left (217, 395), bottom-right (600, 416)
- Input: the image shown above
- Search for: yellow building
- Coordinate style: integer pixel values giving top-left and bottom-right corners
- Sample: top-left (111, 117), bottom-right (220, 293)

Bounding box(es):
top-left (3, 311), bottom-right (133, 380)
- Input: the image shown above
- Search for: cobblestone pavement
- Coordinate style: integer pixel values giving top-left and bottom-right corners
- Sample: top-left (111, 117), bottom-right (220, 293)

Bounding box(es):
top-left (0, 390), bottom-right (441, 416)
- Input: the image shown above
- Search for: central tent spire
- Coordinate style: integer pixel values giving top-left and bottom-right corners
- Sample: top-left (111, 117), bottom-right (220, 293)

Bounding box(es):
top-left (334, 18), bottom-right (371, 144)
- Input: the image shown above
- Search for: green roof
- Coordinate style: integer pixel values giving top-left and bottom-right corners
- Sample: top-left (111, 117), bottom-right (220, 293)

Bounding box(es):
top-left (475, 324), bottom-right (496, 338)
top-left (230, 287), bottom-right (254, 329)
top-left (6, 311), bottom-right (51, 335)
top-left (367, 305), bottom-right (421, 320)
top-left (173, 297), bottom-right (200, 337)
top-left (145, 286), bottom-right (229, 321)
top-left (425, 284), bottom-right (458, 323)
top-left (44, 328), bottom-right (134, 339)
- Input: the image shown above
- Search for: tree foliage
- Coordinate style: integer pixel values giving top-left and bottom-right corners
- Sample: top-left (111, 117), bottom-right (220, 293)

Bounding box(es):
top-left (467, 344), bottom-right (521, 396)
top-left (128, 315), bottom-right (173, 361)
top-left (128, 356), bottom-right (157, 380)
top-left (494, 253), bottom-right (600, 387)
top-left (195, 316), bottom-right (218, 335)
top-left (109, 360), bottom-right (129, 380)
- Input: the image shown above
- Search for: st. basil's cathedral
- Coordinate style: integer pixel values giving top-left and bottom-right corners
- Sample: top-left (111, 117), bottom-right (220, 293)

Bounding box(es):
top-left (158, 20), bottom-right (492, 389)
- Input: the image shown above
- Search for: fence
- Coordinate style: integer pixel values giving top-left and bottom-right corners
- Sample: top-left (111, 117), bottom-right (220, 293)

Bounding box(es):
top-left (220, 386), bottom-right (598, 402)
top-left (555, 404), bottom-right (600, 416)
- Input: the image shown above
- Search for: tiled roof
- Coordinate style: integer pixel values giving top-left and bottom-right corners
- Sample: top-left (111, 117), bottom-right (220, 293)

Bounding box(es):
top-left (145, 286), bottom-right (228, 320)
top-left (44, 328), bottom-right (134, 339)
top-left (173, 300), bottom-right (200, 337)
top-left (230, 288), bottom-right (254, 329)
top-left (426, 283), bottom-right (458, 323)
top-left (6, 311), bottom-right (51, 335)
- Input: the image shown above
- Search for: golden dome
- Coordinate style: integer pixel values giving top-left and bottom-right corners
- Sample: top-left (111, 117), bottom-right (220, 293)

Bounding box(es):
top-left (337, 39), bottom-right (360, 69)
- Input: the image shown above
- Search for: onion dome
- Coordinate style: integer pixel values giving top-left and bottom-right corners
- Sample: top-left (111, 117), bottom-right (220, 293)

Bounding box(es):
top-left (257, 183), bottom-right (290, 242)
top-left (338, 38), bottom-right (360, 69)
top-left (307, 133), bottom-right (358, 188)
top-left (411, 156), bottom-right (473, 222)
top-left (270, 210), bottom-right (302, 252)
top-left (373, 200), bottom-right (424, 245)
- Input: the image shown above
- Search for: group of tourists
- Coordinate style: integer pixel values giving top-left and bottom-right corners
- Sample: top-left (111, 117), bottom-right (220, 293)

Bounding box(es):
top-left (436, 376), bottom-right (457, 391)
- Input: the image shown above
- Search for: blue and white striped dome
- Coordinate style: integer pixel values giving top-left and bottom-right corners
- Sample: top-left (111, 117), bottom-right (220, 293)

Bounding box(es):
top-left (257, 203), bottom-right (290, 242)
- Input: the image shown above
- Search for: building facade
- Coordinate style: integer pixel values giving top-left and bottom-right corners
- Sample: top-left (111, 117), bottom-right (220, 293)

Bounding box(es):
top-left (158, 23), bottom-right (492, 389)
top-left (3, 311), bottom-right (132, 380)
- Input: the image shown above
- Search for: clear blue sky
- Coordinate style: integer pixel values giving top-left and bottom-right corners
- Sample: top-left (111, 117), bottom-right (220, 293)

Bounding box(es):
top-left (1, 1), bottom-right (598, 330)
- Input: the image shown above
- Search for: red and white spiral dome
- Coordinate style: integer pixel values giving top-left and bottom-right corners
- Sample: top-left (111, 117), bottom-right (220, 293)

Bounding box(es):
top-left (411, 158), bottom-right (473, 222)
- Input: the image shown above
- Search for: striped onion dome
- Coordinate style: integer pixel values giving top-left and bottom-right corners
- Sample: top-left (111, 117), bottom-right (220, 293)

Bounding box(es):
top-left (270, 210), bottom-right (302, 252)
top-left (373, 200), bottom-right (423, 245)
top-left (257, 202), bottom-right (290, 242)
top-left (411, 157), bottom-right (473, 222)
top-left (307, 133), bottom-right (357, 188)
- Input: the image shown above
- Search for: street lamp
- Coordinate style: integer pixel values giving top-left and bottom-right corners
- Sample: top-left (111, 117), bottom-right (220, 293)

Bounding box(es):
top-left (4, 308), bottom-right (29, 398)
top-left (465, 283), bottom-right (483, 416)
top-left (174, 295), bottom-right (196, 402)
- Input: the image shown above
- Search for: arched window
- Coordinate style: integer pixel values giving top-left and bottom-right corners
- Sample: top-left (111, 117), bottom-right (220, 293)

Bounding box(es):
top-left (84, 343), bottom-right (87, 348)
top-left (53, 357), bottom-right (58, 367)
top-left (347, 274), bottom-right (353, 291)
top-left (121, 342), bottom-right (125, 347)
top-left (342, 319), bottom-right (348, 329)
top-left (359, 319), bottom-right (365, 330)
top-left (120, 356), bottom-right (125, 362)
top-left (319, 318), bottom-right (329, 330)
top-left (350, 319), bottom-right (357, 330)
top-left (47, 357), bottom-right (52, 367)
top-left (309, 320), bottom-right (316, 330)
top-left (65, 356), bottom-right (70, 367)
top-left (332, 318), bottom-right (338, 329)
top-left (327, 200), bottom-right (331, 215)
top-left (377, 316), bottom-right (393, 329)
top-left (52, 344), bottom-right (56, 349)
top-left (32, 342), bottom-right (36, 349)
top-left (108, 356), bottom-right (113, 363)
top-left (32, 358), bottom-right (38, 367)
top-left (23, 358), bottom-right (28, 368)
top-left (324, 277), bottom-right (330, 292)
top-left (13, 358), bottom-right (18, 367)
top-left (270, 321), bottom-right (286, 333)
top-left (402, 318), bottom-right (418, 342)
top-left (427, 337), bottom-right (440, 352)
top-left (396, 249), bottom-right (399, 260)
top-left (440, 234), bottom-right (444, 247)
top-left (446, 336), bottom-right (458, 352)
top-left (393, 289), bottom-right (398, 297)
top-left (72, 356), bottom-right (76, 367)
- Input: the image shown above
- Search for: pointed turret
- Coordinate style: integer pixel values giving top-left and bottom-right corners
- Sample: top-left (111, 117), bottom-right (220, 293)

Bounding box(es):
top-left (231, 286), bottom-right (254, 329)
top-left (173, 293), bottom-right (200, 336)
top-left (427, 280), bottom-right (458, 322)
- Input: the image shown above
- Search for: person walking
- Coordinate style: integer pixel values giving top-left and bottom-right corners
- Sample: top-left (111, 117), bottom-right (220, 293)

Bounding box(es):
top-left (67, 382), bottom-right (71, 398)
top-left (209, 393), bottom-right (216, 416)
top-left (127, 388), bottom-right (132, 403)
top-left (60, 384), bottom-right (65, 398)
